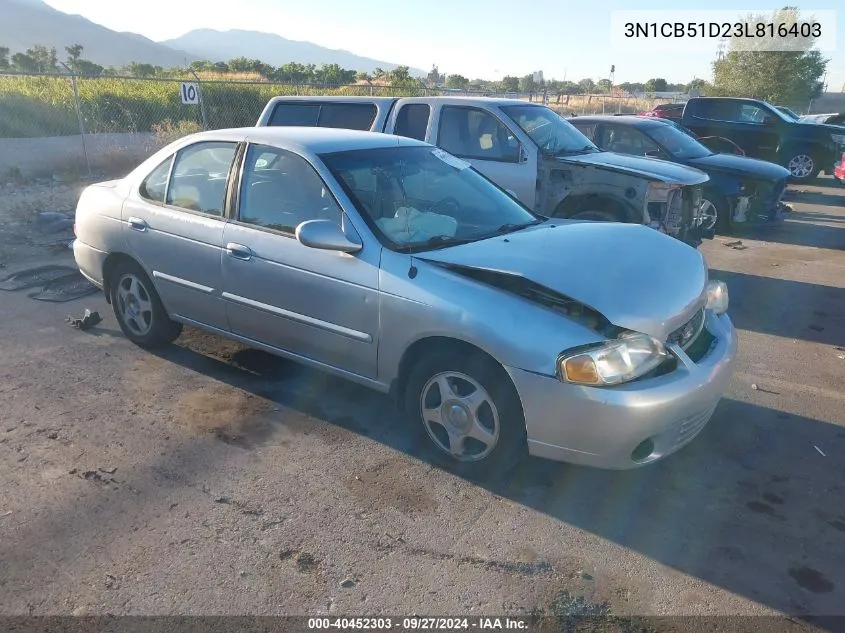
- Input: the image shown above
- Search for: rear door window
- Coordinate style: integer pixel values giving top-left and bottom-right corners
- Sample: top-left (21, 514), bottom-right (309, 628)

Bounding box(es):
top-left (269, 104), bottom-right (321, 126)
top-left (317, 103), bottom-right (377, 130)
top-left (394, 104), bottom-right (431, 140)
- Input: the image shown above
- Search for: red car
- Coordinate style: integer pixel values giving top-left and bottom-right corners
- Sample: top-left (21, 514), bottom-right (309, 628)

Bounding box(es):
top-left (834, 152), bottom-right (845, 185)
top-left (640, 103), bottom-right (685, 122)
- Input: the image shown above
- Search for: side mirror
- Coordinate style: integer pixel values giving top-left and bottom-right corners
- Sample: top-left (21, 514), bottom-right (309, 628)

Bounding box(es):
top-left (295, 219), bottom-right (362, 254)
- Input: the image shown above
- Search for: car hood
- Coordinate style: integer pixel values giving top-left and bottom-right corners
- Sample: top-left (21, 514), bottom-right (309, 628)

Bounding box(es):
top-left (420, 221), bottom-right (708, 341)
top-left (687, 153), bottom-right (790, 181)
top-left (555, 151), bottom-right (709, 185)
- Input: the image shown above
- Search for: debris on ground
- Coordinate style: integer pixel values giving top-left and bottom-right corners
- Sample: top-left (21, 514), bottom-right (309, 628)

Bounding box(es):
top-left (751, 383), bottom-right (758, 390)
top-left (99, 466), bottom-right (116, 474)
top-left (814, 446), bottom-right (826, 457)
top-left (340, 576), bottom-right (356, 588)
top-left (0, 265), bottom-right (77, 291)
top-left (724, 240), bottom-right (748, 250)
top-left (66, 309), bottom-right (102, 331)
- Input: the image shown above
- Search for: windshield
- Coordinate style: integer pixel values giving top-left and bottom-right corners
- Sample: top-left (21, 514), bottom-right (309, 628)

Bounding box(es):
top-left (647, 124), bottom-right (713, 159)
top-left (777, 106), bottom-right (800, 121)
top-left (501, 105), bottom-right (599, 154)
top-left (320, 146), bottom-right (542, 252)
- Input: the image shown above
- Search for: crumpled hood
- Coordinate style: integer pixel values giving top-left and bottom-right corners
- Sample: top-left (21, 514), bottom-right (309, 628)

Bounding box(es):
top-left (688, 153), bottom-right (790, 181)
top-left (557, 151), bottom-right (710, 185)
top-left (420, 221), bottom-right (708, 341)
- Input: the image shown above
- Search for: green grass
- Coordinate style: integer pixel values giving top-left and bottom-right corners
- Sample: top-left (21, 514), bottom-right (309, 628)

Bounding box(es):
top-left (0, 75), bottom-right (429, 138)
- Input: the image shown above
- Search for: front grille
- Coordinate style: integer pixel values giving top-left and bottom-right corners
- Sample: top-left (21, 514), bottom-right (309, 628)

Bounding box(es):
top-left (667, 308), bottom-right (705, 349)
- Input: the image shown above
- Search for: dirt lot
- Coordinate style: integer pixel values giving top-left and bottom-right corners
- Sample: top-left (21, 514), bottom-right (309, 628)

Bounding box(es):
top-left (0, 177), bottom-right (843, 629)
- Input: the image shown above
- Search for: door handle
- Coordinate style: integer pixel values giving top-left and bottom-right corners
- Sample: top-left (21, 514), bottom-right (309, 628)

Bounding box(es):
top-left (128, 217), bottom-right (148, 232)
top-left (226, 242), bottom-right (253, 261)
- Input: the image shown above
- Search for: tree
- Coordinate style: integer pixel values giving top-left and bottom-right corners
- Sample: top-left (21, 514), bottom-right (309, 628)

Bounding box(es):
top-left (686, 78), bottom-right (710, 95)
top-left (577, 78), bottom-right (596, 93)
top-left (0, 46), bottom-right (9, 70)
top-left (618, 81), bottom-right (645, 94)
top-left (125, 62), bottom-right (157, 77)
top-left (519, 73), bottom-right (536, 93)
top-left (372, 67), bottom-right (386, 81)
top-left (644, 77), bottom-right (668, 92)
top-left (355, 71), bottom-right (372, 83)
top-left (426, 64), bottom-right (443, 87)
top-left (445, 74), bottom-right (469, 90)
top-left (597, 78), bottom-right (612, 92)
top-left (65, 44), bottom-right (83, 65)
top-left (11, 53), bottom-right (38, 73)
top-left (277, 62), bottom-right (308, 84)
top-left (712, 7), bottom-right (827, 106)
top-left (500, 75), bottom-right (519, 92)
top-left (21, 45), bottom-right (57, 72)
top-left (389, 66), bottom-right (415, 87)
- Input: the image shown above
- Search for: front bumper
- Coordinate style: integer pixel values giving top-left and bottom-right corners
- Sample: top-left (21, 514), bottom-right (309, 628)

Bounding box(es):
top-left (506, 311), bottom-right (737, 470)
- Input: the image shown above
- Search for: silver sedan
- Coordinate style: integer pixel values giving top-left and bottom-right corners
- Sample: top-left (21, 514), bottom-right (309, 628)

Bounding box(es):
top-left (73, 126), bottom-right (737, 474)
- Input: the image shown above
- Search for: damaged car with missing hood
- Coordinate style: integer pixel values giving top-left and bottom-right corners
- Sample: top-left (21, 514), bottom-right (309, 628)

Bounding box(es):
top-left (72, 127), bottom-right (737, 475)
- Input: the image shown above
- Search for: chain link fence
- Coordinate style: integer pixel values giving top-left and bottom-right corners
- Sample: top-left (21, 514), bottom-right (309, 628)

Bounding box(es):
top-left (0, 72), bottom-right (679, 179)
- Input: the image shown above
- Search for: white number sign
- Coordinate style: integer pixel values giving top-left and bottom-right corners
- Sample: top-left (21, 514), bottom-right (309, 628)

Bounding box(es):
top-left (180, 82), bottom-right (199, 105)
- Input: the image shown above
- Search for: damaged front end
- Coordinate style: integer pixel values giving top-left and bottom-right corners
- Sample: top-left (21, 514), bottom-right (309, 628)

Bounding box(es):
top-left (728, 178), bottom-right (791, 225)
top-left (642, 181), bottom-right (711, 245)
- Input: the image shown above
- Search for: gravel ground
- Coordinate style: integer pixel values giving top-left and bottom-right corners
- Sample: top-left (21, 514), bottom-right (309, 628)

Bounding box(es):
top-left (0, 176), bottom-right (843, 629)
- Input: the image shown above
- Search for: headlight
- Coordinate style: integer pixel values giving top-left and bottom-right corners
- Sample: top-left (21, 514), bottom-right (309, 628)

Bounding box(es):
top-left (646, 181), bottom-right (681, 203)
top-left (706, 280), bottom-right (729, 314)
top-left (558, 332), bottom-right (668, 386)
top-left (832, 134), bottom-right (845, 146)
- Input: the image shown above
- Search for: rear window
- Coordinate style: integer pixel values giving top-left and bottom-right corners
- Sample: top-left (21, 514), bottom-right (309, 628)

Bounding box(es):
top-left (268, 102), bottom-right (376, 131)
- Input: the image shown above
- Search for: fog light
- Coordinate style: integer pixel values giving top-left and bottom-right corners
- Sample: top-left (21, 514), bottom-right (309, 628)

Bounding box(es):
top-left (631, 438), bottom-right (655, 462)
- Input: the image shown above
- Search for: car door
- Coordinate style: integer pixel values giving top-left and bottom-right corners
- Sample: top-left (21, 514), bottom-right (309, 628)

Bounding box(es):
top-left (730, 102), bottom-right (781, 161)
top-left (122, 140), bottom-right (238, 331)
top-left (431, 104), bottom-right (536, 208)
top-left (220, 143), bottom-right (380, 379)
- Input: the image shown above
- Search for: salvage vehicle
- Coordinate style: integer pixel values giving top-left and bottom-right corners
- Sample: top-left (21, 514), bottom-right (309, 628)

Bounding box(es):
top-left (799, 112), bottom-right (845, 127)
top-left (72, 127), bottom-right (737, 473)
top-left (834, 152), bottom-right (845, 185)
top-left (570, 115), bottom-right (791, 232)
top-left (639, 102), bottom-right (684, 123)
top-left (256, 96), bottom-right (712, 245)
top-left (681, 97), bottom-right (845, 181)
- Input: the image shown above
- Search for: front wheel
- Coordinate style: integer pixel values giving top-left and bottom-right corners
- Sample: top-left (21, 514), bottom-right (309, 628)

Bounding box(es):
top-left (404, 352), bottom-right (526, 478)
top-left (699, 192), bottom-right (728, 233)
top-left (109, 260), bottom-right (182, 348)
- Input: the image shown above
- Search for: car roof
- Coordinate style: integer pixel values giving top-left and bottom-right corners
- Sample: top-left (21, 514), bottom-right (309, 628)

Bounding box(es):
top-left (188, 126), bottom-right (428, 154)
top-left (265, 95), bottom-right (537, 107)
top-left (570, 115), bottom-right (667, 128)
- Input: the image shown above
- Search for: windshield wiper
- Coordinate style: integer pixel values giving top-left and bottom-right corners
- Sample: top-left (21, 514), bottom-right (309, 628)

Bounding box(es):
top-left (486, 219), bottom-right (545, 237)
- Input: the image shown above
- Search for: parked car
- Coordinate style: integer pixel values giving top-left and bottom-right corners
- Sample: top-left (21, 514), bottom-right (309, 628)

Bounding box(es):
top-left (570, 116), bottom-right (791, 232)
top-left (799, 112), bottom-right (845, 127)
top-left (775, 106), bottom-right (801, 120)
top-left (640, 103), bottom-right (684, 123)
top-left (72, 127), bottom-right (737, 473)
top-left (256, 96), bottom-right (712, 246)
top-left (681, 97), bottom-right (845, 181)
top-left (834, 152), bottom-right (845, 185)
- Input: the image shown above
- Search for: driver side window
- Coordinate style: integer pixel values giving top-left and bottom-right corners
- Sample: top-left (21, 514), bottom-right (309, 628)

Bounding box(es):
top-left (601, 126), bottom-right (660, 157)
top-left (237, 144), bottom-right (342, 234)
top-left (437, 106), bottom-right (521, 163)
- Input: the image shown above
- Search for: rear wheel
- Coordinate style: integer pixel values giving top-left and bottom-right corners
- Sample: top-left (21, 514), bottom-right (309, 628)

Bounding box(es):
top-left (109, 260), bottom-right (182, 348)
top-left (783, 149), bottom-right (820, 181)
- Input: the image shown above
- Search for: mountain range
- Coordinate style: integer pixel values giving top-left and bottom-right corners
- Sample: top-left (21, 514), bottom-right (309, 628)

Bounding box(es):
top-left (0, 0), bottom-right (424, 74)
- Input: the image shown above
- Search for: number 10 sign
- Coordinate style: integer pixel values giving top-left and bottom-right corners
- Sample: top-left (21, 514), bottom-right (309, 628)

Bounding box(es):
top-left (180, 82), bottom-right (200, 105)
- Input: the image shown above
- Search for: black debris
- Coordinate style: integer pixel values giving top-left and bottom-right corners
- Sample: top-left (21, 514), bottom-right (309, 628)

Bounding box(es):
top-left (66, 309), bottom-right (102, 331)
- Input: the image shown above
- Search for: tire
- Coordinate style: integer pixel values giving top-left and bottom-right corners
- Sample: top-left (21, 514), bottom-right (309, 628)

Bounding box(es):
top-left (404, 350), bottom-right (526, 480)
top-left (108, 259), bottom-right (182, 348)
top-left (568, 209), bottom-right (622, 222)
top-left (699, 191), bottom-right (729, 234)
top-left (783, 149), bottom-right (821, 181)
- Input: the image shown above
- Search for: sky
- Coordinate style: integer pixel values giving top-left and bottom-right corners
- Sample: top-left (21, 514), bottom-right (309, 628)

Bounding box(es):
top-left (42, 0), bottom-right (844, 88)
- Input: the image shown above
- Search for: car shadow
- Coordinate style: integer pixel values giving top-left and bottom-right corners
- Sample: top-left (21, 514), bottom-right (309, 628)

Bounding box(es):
top-left (2, 326), bottom-right (843, 627)
top-left (782, 189), bottom-right (845, 208)
top-left (708, 269), bottom-right (845, 346)
top-left (728, 217), bottom-right (845, 250)
top-left (157, 331), bottom-right (845, 626)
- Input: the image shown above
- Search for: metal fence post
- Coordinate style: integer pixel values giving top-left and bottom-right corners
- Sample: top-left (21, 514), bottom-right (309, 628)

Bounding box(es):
top-left (189, 70), bottom-right (209, 130)
top-left (60, 63), bottom-right (92, 177)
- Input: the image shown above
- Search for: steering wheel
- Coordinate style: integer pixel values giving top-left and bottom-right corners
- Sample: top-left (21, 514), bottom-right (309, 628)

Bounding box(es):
top-left (430, 196), bottom-right (461, 215)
